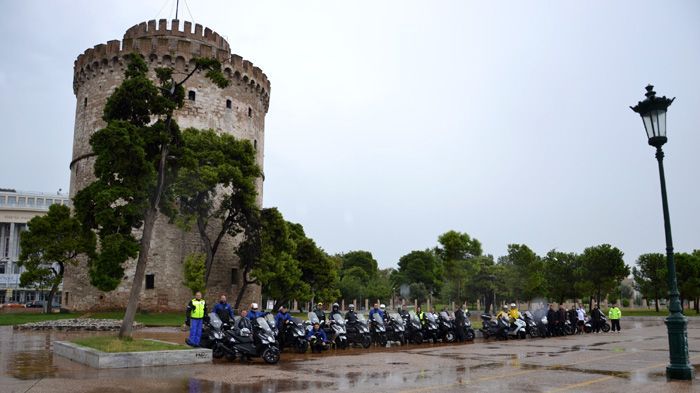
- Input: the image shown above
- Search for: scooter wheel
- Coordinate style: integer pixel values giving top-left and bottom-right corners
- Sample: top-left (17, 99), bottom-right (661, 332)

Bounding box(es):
top-left (445, 332), bottom-right (455, 343)
top-left (225, 354), bottom-right (236, 361)
top-left (602, 323), bottom-right (611, 333)
top-left (262, 348), bottom-right (280, 364)
top-left (465, 330), bottom-right (475, 341)
top-left (361, 335), bottom-right (371, 349)
top-left (297, 341), bottom-right (308, 353)
top-left (212, 348), bottom-right (225, 359)
top-left (378, 336), bottom-right (388, 346)
top-left (519, 331), bottom-right (527, 339)
top-left (412, 332), bottom-right (423, 344)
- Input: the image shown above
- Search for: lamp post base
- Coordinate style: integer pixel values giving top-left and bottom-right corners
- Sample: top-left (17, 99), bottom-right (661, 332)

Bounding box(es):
top-left (664, 312), bottom-right (694, 381)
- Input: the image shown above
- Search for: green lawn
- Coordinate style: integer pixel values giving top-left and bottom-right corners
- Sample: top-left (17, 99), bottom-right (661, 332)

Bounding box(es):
top-left (0, 312), bottom-right (80, 326)
top-left (72, 336), bottom-right (189, 352)
top-left (619, 309), bottom-right (699, 317)
top-left (0, 311), bottom-right (184, 327)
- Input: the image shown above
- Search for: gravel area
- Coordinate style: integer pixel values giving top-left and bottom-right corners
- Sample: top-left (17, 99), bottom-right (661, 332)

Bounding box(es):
top-left (13, 319), bottom-right (144, 331)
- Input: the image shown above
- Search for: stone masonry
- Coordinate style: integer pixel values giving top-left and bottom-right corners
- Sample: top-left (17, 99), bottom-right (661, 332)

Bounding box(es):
top-left (64, 19), bottom-right (269, 311)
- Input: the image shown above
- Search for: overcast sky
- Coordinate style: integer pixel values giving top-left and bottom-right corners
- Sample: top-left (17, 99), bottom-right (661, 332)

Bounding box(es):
top-left (1, 1), bottom-right (698, 269)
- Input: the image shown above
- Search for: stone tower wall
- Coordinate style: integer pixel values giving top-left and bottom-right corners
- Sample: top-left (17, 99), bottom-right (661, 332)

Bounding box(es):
top-left (64, 19), bottom-right (269, 311)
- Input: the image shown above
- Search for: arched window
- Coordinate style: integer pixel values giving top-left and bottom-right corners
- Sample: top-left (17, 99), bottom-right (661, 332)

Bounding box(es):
top-left (188, 90), bottom-right (196, 101)
top-left (226, 99), bottom-right (232, 109)
top-left (84, 97), bottom-right (88, 108)
top-left (248, 107), bottom-right (252, 117)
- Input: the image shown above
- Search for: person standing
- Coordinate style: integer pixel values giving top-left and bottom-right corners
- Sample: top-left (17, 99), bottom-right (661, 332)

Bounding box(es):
top-left (213, 294), bottom-right (234, 324)
top-left (576, 304), bottom-right (586, 334)
top-left (591, 304), bottom-right (603, 333)
top-left (185, 291), bottom-right (207, 347)
top-left (608, 302), bottom-right (622, 333)
top-left (454, 306), bottom-right (466, 343)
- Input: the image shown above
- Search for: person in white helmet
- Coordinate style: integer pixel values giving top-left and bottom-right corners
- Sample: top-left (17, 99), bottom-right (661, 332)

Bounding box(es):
top-left (508, 303), bottom-right (522, 321)
top-left (329, 303), bottom-right (342, 319)
top-left (247, 302), bottom-right (265, 320)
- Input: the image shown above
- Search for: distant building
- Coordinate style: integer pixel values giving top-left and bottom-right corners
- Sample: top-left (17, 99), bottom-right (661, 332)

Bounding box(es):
top-left (0, 188), bottom-right (70, 305)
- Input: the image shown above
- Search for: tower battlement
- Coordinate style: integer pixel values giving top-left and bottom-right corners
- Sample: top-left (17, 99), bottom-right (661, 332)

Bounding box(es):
top-left (73, 19), bottom-right (270, 111)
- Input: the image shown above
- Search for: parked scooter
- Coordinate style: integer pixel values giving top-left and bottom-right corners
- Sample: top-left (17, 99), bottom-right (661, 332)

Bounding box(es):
top-left (370, 312), bottom-right (388, 346)
top-left (438, 311), bottom-right (456, 343)
top-left (480, 314), bottom-right (509, 340)
top-left (329, 313), bottom-right (349, 349)
top-left (278, 317), bottom-right (309, 353)
top-left (205, 312), bottom-right (232, 359)
top-left (421, 312), bottom-right (440, 343)
top-left (225, 316), bottom-right (280, 364)
top-left (522, 311), bottom-right (541, 338)
top-left (405, 311), bottom-right (424, 344)
top-left (387, 312), bottom-right (407, 345)
top-left (506, 316), bottom-right (527, 339)
top-left (461, 310), bottom-right (476, 341)
top-left (346, 313), bottom-right (372, 348)
top-left (583, 315), bottom-right (611, 333)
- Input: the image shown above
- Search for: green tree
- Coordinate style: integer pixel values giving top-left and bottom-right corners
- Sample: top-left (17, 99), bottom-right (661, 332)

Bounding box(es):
top-left (675, 252), bottom-right (700, 313)
top-left (543, 250), bottom-right (581, 304)
top-left (435, 230), bottom-right (482, 304)
top-left (579, 244), bottom-right (630, 306)
top-left (288, 222), bottom-right (341, 304)
top-left (251, 208), bottom-right (311, 310)
top-left (464, 255), bottom-right (499, 313)
top-left (18, 205), bottom-right (95, 313)
top-left (174, 129), bottom-right (261, 285)
top-left (339, 251), bottom-right (379, 279)
top-left (182, 253), bottom-right (206, 294)
top-left (73, 53), bottom-right (229, 338)
top-left (632, 253), bottom-right (667, 312)
top-left (501, 244), bottom-right (545, 303)
top-left (395, 250), bottom-right (443, 296)
top-left (366, 268), bottom-right (393, 303)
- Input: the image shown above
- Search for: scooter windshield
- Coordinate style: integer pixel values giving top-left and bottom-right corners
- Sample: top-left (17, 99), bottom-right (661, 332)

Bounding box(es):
top-left (373, 313), bottom-right (385, 325)
top-left (307, 312), bottom-right (320, 325)
top-left (265, 313), bottom-right (276, 328)
top-left (256, 317), bottom-right (272, 333)
top-left (389, 313), bottom-right (404, 327)
top-left (425, 313), bottom-right (436, 323)
top-left (357, 313), bottom-right (367, 322)
top-left (209, 312), bottom-right (223, 330)
top-left (333, 313), bottom-right (345, 325)
top-left (439, 311), bottom-right (450, 320)
top-left (408, 310), bottom-right (420, 322)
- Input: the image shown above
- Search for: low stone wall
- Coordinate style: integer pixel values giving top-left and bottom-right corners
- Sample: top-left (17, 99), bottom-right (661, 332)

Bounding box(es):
top-left (54, 340), bottom-right (211, 368)
top-left (14, 318), bottom-right (144, 331)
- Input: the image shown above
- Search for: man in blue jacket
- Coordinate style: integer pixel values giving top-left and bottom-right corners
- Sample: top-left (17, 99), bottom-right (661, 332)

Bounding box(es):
top-left (276, 306), bottom-right (293, 327)
top-left (212, 294), bottom-right (234, 324)
top-left (247, 303), bottom-right (266, 320)
top-left (368, 303), bottom-right (384, 321)
top-left (306, 321), bottom-right (328, 353)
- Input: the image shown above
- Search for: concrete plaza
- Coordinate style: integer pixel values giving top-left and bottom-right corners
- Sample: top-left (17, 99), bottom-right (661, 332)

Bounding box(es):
top-left (1, 319), bottom-right (698, 392)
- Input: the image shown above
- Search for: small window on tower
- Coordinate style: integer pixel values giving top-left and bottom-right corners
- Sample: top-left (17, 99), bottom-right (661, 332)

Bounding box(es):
top-left (226, 99), bottom-right (232, 109)
top-left (231, 268), bottom-right (239, 285)
top-left (253, 139), bottom-right (257, 150)
top-left (248, 107), bottom-right (252, 117)
top-left (188, 90), bottom-right (196, 101)
top-left (84, 97), bottom-right (88, 107)
top-left (145, 274), bottom-right (155, 289)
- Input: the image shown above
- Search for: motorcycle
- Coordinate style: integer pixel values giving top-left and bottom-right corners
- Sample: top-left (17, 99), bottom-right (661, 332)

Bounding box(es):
top-left (506, 316), bottom-right (527, 339)
top-left (264, 314), bottom-right (280, 342)
top-left (225, 316), bottom-right (281, 364)
top-left (522, 311), bottom-right (541, 338)
top-left (480, 314), bottom-right (509, 340)
top-left (387, 312), bottom-right (407, 345)
top-left (405, 311), bottom-right (424, 344)
top-left (438, 311), bottom-right (456, 343)
top-left (584, 315), bottom-right (611, 333)
top-left (564, 319), bottom-right (576, 335)
top-left (329, 313), bottom-right (349, 349)
top-left (346, 313), bottom-right (372, 348)
top-left (461, 310), bottom-right (476, 341)
top-left (370, 312), bottom-right (388, 346)
top-left (421, 312), bottom-right (439, 343)
top-left (279, 317), bottom-right (309, 353)
top-left (204, 312), bottom-right (232, 359)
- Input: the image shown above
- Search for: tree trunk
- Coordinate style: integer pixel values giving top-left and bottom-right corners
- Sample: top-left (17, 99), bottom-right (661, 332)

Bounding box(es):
top-left (120, 117), bottom-right (172, 339)
top-left (654, 294), bottom-right (659, 312)
top-left (695, 297), bottom-right (699, 314)
top-left (45, 282), bottom-right (59, 314)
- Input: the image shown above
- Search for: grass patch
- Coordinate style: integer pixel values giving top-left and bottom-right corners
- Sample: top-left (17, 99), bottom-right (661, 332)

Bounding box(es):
top-left (72, 336), bottom-right (189, 352)
top-left (620, 309), bottom-right (699, 317)
top-left (0, 312), bottom-right (79, 326)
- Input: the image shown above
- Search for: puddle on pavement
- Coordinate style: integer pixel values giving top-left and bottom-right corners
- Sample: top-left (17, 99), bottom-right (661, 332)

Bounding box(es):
top-left (7, 350), bottom-right (57, 380)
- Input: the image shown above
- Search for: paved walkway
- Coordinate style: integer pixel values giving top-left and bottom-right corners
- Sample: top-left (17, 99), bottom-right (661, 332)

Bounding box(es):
top-left (1, 319), bottom-right (698, 392)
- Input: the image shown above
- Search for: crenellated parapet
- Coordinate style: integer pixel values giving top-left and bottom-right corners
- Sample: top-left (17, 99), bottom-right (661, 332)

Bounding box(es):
top-left (73, 19), bottom-right (270, 111)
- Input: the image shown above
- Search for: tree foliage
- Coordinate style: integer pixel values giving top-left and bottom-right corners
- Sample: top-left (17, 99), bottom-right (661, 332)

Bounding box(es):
top-left (579, 244), bottom-right (630, 306)
top-left (632, 253), bottom-right (667, 312)
top-left (182, 253), bottom-right (206, 294)
top-left (543, 250), bottom-right (581, 304)
top-left (394, 250), bottom-right (443, 295)
top-left (18, 204), bottom-right (95, 313)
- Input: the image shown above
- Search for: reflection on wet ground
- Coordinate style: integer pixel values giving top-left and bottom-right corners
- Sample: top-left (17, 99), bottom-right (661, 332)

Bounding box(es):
top-left (1, 319), bottom-right (698, 392)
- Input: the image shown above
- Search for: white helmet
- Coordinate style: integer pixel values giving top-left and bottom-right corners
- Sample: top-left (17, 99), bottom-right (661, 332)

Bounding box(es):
top-left (510, 303), bottom-right (516, 308)
top-left (251, 303), bottom-right (259, 310)
top-left (380, 304), bottom-right (386, 310)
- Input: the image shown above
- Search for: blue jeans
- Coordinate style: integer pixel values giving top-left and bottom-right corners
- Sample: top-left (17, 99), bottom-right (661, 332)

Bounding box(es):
top-left (189, 318), bottom-right (203, 345)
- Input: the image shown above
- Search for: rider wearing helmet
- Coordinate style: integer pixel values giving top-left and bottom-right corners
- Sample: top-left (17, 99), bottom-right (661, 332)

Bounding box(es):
top-left (329, 303), bottom-right (342, 320)
top-left (379, 304), bottom-right (389, 322)
top-left (247, 302), bottom-right (266, 320)
top-left (313, 302), bottom-right (326, 323)
top-left (345, 304), bottom-right (358, 323)
top-left (496, 305), bottom-right (510, 320)
top-left (508, 303), bottom-right (522, 321)
top-left (368, 303), bottom-right (385, 321)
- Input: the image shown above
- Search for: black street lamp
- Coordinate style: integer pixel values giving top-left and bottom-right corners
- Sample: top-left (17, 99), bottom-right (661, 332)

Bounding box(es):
top-left (630, 85), bottom-right (694, 381)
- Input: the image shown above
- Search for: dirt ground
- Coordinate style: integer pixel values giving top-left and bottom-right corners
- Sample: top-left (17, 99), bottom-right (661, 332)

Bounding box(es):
top-left (1, 319), bottom-right (698, 392)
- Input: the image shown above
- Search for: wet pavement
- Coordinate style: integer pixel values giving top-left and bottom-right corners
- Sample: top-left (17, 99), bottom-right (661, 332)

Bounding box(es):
top-left (1, 320), bottom-right (698, 392)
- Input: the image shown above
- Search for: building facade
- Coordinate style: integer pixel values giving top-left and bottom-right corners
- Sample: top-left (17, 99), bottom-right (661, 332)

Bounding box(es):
top-left (0, 189), bottom-right (70, 305)
top-left (64, 19), bottom-right (270, 311)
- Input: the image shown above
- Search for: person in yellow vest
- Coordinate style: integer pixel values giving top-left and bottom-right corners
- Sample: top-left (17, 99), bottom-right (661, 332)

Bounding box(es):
top-left (185, 291), bottom-right (208, 347)
top-left (608, 302), bottom-right (622, 333)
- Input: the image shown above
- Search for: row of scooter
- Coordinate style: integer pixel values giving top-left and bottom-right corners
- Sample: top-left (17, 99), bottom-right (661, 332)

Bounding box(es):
top-left (479, 310), bottom-right (613, 340)
top-left (198, 309), bottom-right (477, 364)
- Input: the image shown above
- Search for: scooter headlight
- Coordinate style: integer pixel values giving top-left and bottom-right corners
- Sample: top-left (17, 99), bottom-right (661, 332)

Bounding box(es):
top-left (214, 332), bottom-right (223, 339)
